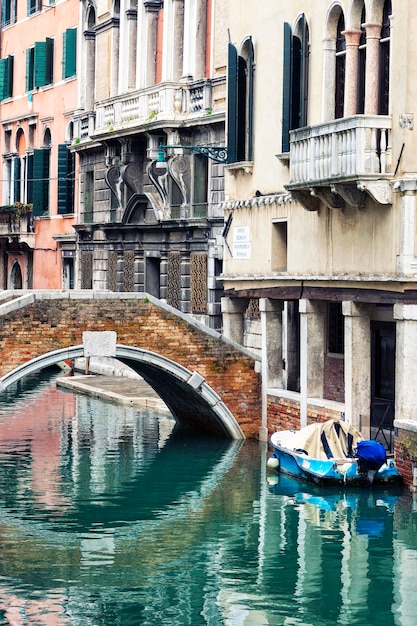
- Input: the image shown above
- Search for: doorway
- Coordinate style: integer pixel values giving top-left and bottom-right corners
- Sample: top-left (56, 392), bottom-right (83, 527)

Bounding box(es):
top-left (370, 321), bottom-right (395, 451)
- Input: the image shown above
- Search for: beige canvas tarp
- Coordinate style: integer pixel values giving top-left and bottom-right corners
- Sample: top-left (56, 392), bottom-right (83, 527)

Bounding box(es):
top-left (287, 420), bottom-right (363, 460)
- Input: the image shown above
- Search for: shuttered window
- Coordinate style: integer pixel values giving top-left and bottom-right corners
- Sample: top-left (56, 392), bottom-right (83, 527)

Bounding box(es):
top-left (26, 39), bottom-right (54, 91)
top-left (13, 157), bottom-right (21, 203)
top-left (227, 37), bottom-right (254, 164)
top-left (28, 149), bottom-right (50, 216)
top-left (27, 0), bottom-right (41, 16)
top-left (0, 56), bottom-right (13, 100)
top-left (2, 0), bottom-right (17, 25)
top-left (62, 28), bottom-right (77, 79)
top-left (57, 144), bottom-right (75, 214)
top-left (281, 16), bottom-right (309, 153)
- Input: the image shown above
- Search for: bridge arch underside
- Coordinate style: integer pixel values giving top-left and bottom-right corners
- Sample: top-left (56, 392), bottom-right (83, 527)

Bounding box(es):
top-left (0, 345), bottom-right (245, 440)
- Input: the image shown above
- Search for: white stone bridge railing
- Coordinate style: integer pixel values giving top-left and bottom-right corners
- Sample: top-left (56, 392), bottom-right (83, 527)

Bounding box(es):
top-left (289, 115), bottom-right (392, 186)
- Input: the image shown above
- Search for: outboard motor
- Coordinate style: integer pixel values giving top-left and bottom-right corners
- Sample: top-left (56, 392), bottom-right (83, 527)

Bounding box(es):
top-left (356, 440), bottom-right (387, 486)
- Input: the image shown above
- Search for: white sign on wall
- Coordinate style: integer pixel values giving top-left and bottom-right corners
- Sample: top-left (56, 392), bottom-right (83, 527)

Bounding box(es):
top-left (232, 226), bottom-right (251, 260)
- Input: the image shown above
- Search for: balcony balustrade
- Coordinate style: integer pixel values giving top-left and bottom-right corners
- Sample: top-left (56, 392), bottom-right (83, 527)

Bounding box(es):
top-left (91, 79), bottom-right (215, 137)
top-left (287, 115), bottom-right (392, 210)
top-left (0, 205), bottom-right (34, 246)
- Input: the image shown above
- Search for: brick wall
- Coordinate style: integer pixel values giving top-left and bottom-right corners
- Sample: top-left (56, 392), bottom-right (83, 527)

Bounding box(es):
top-left (323, 354), bottom-right (344, 403)
top-left (267, 394), bottom-right (344, 436)
top-left (0, 296), bottom-right (261, 438)
top-left (394, 427), bottom-right (417, 487)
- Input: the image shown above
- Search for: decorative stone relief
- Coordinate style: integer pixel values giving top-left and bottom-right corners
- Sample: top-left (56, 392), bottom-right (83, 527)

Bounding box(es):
top-left (399, 113), bottom-right (414, 130)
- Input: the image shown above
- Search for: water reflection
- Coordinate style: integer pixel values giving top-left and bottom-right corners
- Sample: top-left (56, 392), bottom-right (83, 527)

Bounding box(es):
top-left (0, 370), bottom-right (416, 625)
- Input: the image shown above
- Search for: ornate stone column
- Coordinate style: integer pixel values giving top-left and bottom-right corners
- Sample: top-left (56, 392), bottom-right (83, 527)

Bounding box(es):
top-left (144, 0), bottom-right (162, 87)
top-left (342, 301), bottom-right (371, 436)
top-left (172, 0), bottom-right (185, 81)
top-left (322, 37), bottom-right (336, 122)
top-left (85, 31), bottom-right (96, 111)
top-left (127, 8), bottom-right (138, 89)
top-left (342, 29), bottom-right (362, 117)
top-left (363, 22), bottom-right (382, 115)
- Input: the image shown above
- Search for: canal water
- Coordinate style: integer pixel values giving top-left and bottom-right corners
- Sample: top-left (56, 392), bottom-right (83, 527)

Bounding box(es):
top-left (0, 369), bottom-right (416, 626)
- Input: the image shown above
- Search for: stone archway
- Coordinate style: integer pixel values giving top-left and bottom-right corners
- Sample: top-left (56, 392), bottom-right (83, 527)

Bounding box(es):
top-left (9, 260), bottom-right (23, 289)
top-left (0, 343), bottom-right (245, 439)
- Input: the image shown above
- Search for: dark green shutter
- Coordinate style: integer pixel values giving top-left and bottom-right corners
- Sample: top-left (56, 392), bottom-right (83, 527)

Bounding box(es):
top-left (34, 41), bottom-right (47, 87)
top-left (247, 36), bottom-right (254, 161)
top-left (282, 22), bottom-right (293, 153)
top-left (46, 37), bottom-right (54, 84)
top-left (227, 42), bottom-right (238, 164)
top-left (63, 28), bottom-right (77, 78)
top-left (57, 144), bottom-right (74, 214)
top-left (300, 13), bottom-right (309, 128)
top-left (13, 157), bottom-right (20, 203)
top-left (0, 58), bottom-right (7, 100)
top-left (32, 149), bottom-right (50, 216)
top-left (26, 47), bottom-right (34, 92)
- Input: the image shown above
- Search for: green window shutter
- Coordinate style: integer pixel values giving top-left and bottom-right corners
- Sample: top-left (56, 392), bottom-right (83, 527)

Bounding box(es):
top-left (227, 42), bottom-right (238, 164)
top-left (63, 28), bottom-right (77, 79)
top-left (32, 148), bottom-right (50, 216)
top-left (13, 157), bottom-right (20, 203)
top-left (46, 37), bottom-right (54, 84)
top-left (2, 0), bottom-right (11, 26)
top-left (26, 47), bottom-right (34, 92)
top-left (57, 144), bottom-right (74, 214)
top-left (7, 56), bottom-right (14, 98)
top-left (247, 36), bottom-right (254, 161)
top-left (0, 59), bottom-right (7, 100)
top-left (299, 13), bottom-right (309, 128)
top-left (282, 22), bottom-right (293, 153)
top-left (34, 38), bottom-right (54, 87)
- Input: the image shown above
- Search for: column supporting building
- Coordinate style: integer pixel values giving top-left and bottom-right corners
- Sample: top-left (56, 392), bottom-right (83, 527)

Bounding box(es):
top-left (299, 300), bottom-right (326, 428)
top-left (260, 298), bottom-right (284, 440)
top-left (342, 301), bottom-right (371, 436)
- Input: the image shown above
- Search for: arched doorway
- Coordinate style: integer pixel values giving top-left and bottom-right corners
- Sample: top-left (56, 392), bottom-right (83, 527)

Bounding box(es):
top-left (10, 260), bottom-right (23, 289)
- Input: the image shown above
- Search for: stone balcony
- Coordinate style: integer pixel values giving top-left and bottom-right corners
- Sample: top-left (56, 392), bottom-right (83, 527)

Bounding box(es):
top-left (285, 115), bottom-right (392, 211)
top-left (0, 205), bottom-right (35, 247)
top-left (72, 78), bottom-right (222, 144)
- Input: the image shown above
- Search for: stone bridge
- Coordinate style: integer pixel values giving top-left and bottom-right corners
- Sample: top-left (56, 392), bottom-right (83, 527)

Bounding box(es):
top-left (0, 291), bottom-right (262, 439)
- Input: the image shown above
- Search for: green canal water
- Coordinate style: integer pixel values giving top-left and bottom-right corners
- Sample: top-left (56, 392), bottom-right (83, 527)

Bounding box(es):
top-left (0, 370), bottom-right (416, 626)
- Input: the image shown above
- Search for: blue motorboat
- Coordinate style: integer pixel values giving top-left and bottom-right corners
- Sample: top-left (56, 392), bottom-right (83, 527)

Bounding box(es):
top-left (268, 419), bottom-right (402, 487)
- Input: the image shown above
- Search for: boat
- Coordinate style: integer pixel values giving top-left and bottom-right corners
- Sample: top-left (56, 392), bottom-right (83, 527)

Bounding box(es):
top-left (267, 419), bottom-right (402, 487)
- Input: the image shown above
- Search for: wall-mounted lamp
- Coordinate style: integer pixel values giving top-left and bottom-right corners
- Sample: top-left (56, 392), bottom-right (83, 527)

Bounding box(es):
top-left (157, 143), bottom-right (228, 164)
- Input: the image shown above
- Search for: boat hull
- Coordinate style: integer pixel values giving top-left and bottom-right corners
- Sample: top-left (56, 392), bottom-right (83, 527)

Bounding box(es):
top-left (269, 442), bottom-right (402, 487)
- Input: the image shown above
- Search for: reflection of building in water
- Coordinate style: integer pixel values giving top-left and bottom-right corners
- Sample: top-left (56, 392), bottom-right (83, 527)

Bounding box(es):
top-left (261, 479), bottom-right (417, 625)
top-left (70, 394), bottom-right (175, 494)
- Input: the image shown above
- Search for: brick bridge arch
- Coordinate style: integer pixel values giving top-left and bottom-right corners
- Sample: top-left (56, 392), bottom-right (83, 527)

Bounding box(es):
top-left (0, 291), bottom-right (262, 438)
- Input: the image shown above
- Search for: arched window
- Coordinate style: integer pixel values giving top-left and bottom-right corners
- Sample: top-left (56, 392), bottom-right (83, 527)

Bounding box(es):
top-left (227, 36), bottom-right (254, 162)
top-left (10, 260), bottom-right (23, 289)
top-left (378, 0), bottom-right (391, 115)
top-left (335, 13), bottom-right (346, 119)
top-left (281, 14), bottom-right (309, 152)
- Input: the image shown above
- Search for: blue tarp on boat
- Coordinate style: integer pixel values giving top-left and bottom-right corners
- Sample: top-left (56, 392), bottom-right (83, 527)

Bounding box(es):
top-left (356, 440), bottom-right (387, 469)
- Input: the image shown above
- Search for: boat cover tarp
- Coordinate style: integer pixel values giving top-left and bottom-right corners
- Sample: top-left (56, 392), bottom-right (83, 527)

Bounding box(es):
top-left (356, 440), bottom-right (387, 468)
top-left (285, 420), bottom-right (363, 460)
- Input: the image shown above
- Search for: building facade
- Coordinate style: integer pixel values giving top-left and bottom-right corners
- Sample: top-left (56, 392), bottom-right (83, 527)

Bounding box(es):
top-left (70, 0), bottom-right (228, 330)
top-left (222, 0), bottom-right (417, 479)
top-left (0, 0), bottom-right (78, 289)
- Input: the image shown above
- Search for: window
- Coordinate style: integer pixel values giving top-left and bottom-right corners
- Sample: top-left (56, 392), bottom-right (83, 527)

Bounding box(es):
top-left (378, 0), bottom-right (391, 115)
top-left (0, 56), bottom-right (14, 100)
top-left (328, 302), bottom-right (344, 354)
top-left (29, 149), bottom-right (50, 216)
top-left (282, 15), bottom-right (309, 152)
top-left (26, 39), bottom-right (54, 91)
top-left (1, 0), bottom-right (17, 26)
top-left (62, 28), bottom-right (77, 79)
top-left (335, 14), bottom-right (346, 119)
top-left (57, 145), bottom-right (75, 214)
top-left (191, 154), bottom-right (208, 218)
top-left (84, 171), bottom-right (94, 223)
top-left (227, 36), bottom-right (254, 163)
top-left (28, 0), bottom-right (42, 16)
